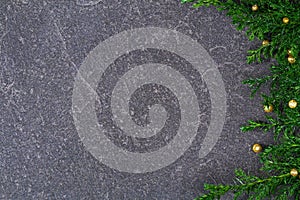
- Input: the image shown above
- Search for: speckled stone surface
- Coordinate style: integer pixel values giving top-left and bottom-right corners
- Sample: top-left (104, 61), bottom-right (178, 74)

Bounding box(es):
top-left (0, 0), bottom-right (274, 199)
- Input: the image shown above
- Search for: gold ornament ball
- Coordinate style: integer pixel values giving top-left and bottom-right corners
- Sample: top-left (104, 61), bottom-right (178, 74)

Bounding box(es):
top-left (288, 56), bottom-right (296, 64)
top-left (262, 40), bottom-right (269, 46)
top-left (287, 49), bottom-right (292, 56)
top-left (252, 4), bottom-right (258, 11)
top-left (252, 144), bottom-right (263, 153)
top-left (288, 99), bottom-right (297, 109)
top-left (264, 105), bottom-right (273, 113)
top-left (283, 17), bottom-right (289, 24)
top-left (290, 168), bottom-right (298, 177)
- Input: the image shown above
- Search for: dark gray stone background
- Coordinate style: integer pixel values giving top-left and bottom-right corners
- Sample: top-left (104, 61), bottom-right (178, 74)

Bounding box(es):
top-left (0, 0), bottom-right (274, 199)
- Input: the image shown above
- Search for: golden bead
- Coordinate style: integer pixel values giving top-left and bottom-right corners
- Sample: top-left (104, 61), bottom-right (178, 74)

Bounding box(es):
top-left (288, 100), bottom-right (297, 109)
top-left (287, 49), bottom-right (292, 56)
top-left (264, 105), bottom-right (273, 113)
top-left (290, 168), bottom-right (298, 177)
top-left (288, 56), bottom-right (296, 64)
top-left (252, 4), bottom-right (258, 11)
top-left (283, 17), bottom-right (289, 24)
top-left (262, 40), bottom-right (269, 46)
top-left (252, 144), bottom-right (263, 153)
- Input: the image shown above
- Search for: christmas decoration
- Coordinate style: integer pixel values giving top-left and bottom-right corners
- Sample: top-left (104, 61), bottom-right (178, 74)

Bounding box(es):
top-left (181, 0), bottom-right (300, 199)
top-left (262, 40), bottom-right (269, 46)
top-left (288, 56), bottom-right (296, 64)
top-left (263, 104), bottom-right (273, 113)
top-left (288, 100), bottom-right (297, 109)
top-left (282, 17), bottom-right (289, 24)
top-left (290, 168), bottom-right (298, 177)
top-left (252, 143), bottom-right (262, 153)
top-left (251, 4), bottom-right (258, 12)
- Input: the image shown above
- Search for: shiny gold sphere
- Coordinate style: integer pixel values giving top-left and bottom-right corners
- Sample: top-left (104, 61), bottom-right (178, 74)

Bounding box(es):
top-left (252, 144), bottom-right (263, 153)
top-left (264, 105), bottom-right (273, 113)
top-left (290, 168), bottom-right (298, 177)
top-left (283, 17), bottom-right (289, 24)
top-left (288, 99), bottom-right (297, 109)
top-left (252, 4), bottom-right (258, 11)
top-left (287, 49), bottom-right (292, 56)
top-left (288, 56), bottom-right (296, 64)
top-left (262, 40), bottom-right (269, 46)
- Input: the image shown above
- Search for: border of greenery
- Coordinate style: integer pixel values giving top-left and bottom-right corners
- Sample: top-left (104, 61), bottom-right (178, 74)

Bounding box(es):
top-left (181, 0), bottom-right (300, 199)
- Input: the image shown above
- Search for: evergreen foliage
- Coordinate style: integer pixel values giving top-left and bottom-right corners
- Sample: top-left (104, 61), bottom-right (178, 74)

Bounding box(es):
top-left (181, 0), bottom-right (300, 199)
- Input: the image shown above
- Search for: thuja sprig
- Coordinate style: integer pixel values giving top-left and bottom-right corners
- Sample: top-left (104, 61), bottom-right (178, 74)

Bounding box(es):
top-left (196, 171), bottom-right (292, 200)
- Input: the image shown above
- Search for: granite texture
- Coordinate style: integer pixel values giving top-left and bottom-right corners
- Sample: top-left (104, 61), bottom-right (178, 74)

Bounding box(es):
top-left (0, 0), bottom-right (274, 199)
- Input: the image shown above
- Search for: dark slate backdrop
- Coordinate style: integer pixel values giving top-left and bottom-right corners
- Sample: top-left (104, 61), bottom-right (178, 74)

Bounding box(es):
top-left (0, 0), bottom-right (273, 199)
